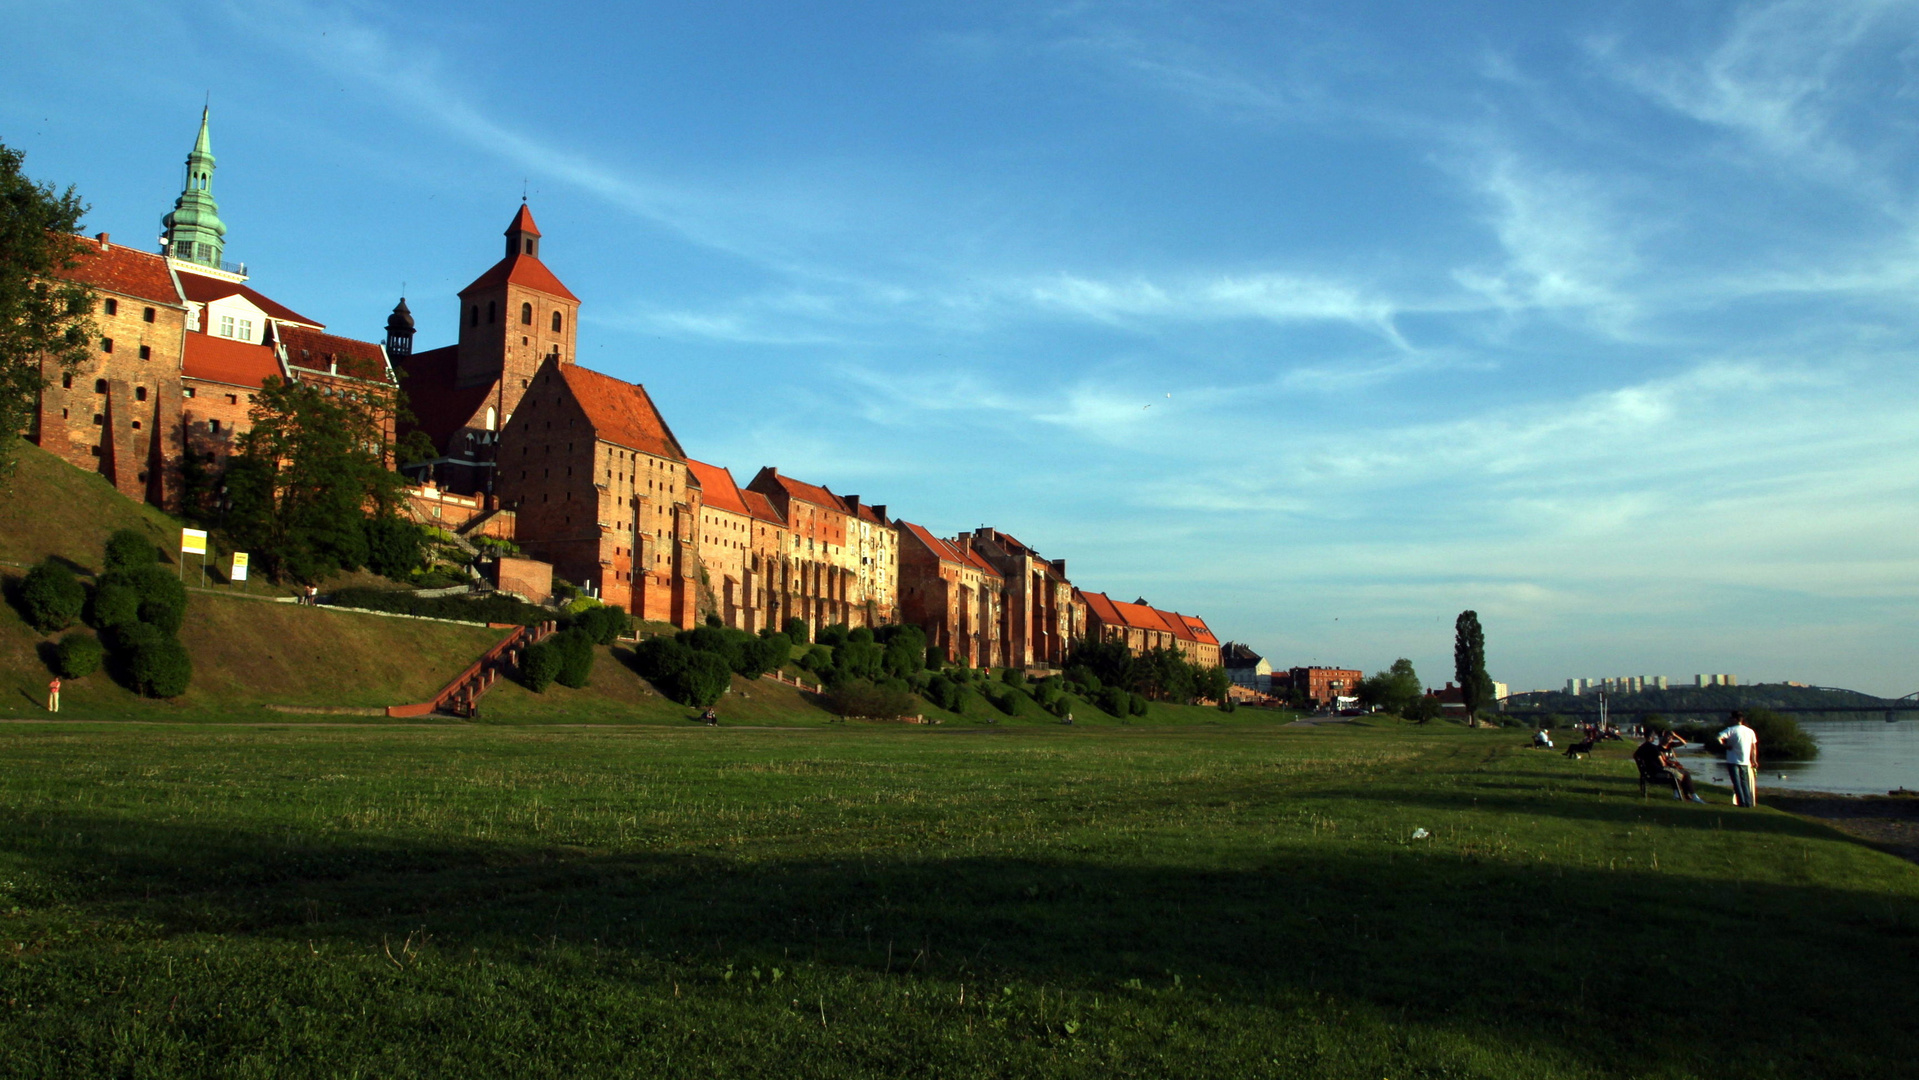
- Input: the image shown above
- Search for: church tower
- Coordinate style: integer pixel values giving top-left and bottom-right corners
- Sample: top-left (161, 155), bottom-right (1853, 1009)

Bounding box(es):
top-left (161, 107), bottom-right (228, 269)
top-left (453, 203), bottom-right (579, 424)
top-left (385, 297), bottom-right (415, 359)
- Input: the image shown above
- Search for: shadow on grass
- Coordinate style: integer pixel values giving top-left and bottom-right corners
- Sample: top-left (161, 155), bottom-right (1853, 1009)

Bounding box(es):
top-left (2, 807), bottom-right (1915, 1077)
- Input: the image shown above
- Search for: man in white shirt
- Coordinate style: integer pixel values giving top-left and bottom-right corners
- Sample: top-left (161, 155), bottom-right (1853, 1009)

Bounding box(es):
top-left (1716, 711), bottom-right (1760, 808)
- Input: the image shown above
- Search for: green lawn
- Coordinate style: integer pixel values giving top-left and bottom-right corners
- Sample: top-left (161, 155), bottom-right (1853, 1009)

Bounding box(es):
top-left (0, 719), bottom-right (1912, 1078)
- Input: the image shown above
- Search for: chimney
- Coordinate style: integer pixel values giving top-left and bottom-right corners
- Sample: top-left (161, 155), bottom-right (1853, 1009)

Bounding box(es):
top-left (95, 232), bottom-right (110, 249)
top-left (872, 504), bottom-right (886, 522)
top-left (1055, 558), bottom-right (1066, 579)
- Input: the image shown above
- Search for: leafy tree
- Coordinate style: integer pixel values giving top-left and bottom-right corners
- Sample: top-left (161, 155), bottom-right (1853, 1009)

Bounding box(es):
top-left (739, 632), bottom-right (790, 679)
top-left (822, 678), bottom-right (917, 719)
top-left (835, 639), bottom-right (884, 683)
top-left (705, 613), bottom-right (723, 628)
top-left (554, 628), bottom-right (595, 689)
top-left (1067, 639), bottom-right (1133, 691)
top-left (1743, 708), bottom-right (1820, 762)
top-left (1453, 611), bottom-right (1495, 724)
top-left (678, 625), bottom-right (744, 671)
top-left (922, 673), bottom-right (961, 712)
top-left (1357, 658), bottom-right (1423, 715)
top-left (521, 640), bottom-right (560, 692)
top-left (576, 604), bottom-right (631, 646)
top-left (103, 529), bottom-right (159, 572)
top-left (1403, 695), bottom-right (1443, 724)
top-left (128, 635), bottom-right (191, 698)
top-left (18, 558), bottom-right (84, 631)
top-left (55, 631), bottom-right (102, 679)
top-left (87, 571), bottom-right (142, 630)
top-left (363, 518), bottom-right (427, 580)
top-left (672, 651), bottom-right (733, 707)
top-left (0, 141), bottom-right (93, 480)
top-left (784, 616), bottom-right (809, 643)
top-left (798, 645), bottom-right (832, 672)
top-left (220, 376), bottom-right (406, 584)
top-left (1096, 686), bottom-right (1129, 717)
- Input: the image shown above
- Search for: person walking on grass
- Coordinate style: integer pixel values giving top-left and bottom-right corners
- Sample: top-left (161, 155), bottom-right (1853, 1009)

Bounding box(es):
top-left (1716, 711), bottom-right (1760, 808)
top-left (46, 676), bottom-right (60, 713)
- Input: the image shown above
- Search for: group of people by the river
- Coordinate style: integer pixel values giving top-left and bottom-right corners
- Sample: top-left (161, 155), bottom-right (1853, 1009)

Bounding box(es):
top-left (1532, 712), bottom-right (1763, 807)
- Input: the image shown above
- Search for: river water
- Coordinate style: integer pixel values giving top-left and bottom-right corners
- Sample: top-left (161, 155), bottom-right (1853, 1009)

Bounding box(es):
top-left (1676, 720), bottom-right (1919, 797)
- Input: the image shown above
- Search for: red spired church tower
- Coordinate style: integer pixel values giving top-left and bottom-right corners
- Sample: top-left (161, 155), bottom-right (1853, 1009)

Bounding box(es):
top-left (399, 203), bottom-right (581, 497)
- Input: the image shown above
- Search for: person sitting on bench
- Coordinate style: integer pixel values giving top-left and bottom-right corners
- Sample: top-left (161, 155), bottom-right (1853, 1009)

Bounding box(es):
top-left (1634, 731), bottom-right (1703, 802)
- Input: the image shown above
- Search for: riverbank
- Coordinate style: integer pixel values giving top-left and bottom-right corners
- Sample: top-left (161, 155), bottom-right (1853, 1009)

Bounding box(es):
top-left (1771, 790), bottom-right (1919, 865)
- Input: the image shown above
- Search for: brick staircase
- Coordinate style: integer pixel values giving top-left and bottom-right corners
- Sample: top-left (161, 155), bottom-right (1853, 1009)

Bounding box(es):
top-left (386, 620), bottom-right (558, 719)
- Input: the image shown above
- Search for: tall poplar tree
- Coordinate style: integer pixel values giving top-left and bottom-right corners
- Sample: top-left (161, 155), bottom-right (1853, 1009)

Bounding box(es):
top-left (1453, 610), bottom-right (1494, 724)
top-left (0, 141), bottom-right (93, 480)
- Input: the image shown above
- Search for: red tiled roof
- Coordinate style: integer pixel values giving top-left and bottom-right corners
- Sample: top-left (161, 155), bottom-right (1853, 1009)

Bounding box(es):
top-left (507, 203), bottom-right (541, 238)
top-left (741, 489), bottom-right (785, 526)
top-left (1113, 600), bottom-right (1176, 634)
top-left (1078, 590), bottom-right (1125, 627)
top-left (760, 470), bottom-right (848, 513)
top-left (1157, 610), bottom-right (1199, 643)
top-left (183, 332), bottom-right (283, 388)
top-left (900, 522), bottom-right (1002, 578)
top-left (278, 325), bottom-right (392, 384)
top-left (175, 267), bottom-right (321, 326)
top-left (856, 503), bottom-right (887, 525)
top-left (560, 364), bottom-right (683, 460)
top-left (396, 345), bottom-right (493, 450)
top-left (458, 253), bottom-right (579, 303)
top-left (1178, 614), bottom-right (1219, 646)
top-left (686, 459), bottom-right (751, 517)
top-left (60, 238), bottom-right (180, 303)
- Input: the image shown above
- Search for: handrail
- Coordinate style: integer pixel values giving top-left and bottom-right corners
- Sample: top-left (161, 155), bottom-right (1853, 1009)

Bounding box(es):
top-left (387, 620), bottom-right (557, 718)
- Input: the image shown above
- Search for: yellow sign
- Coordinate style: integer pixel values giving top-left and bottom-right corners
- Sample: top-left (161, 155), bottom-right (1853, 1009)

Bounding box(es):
top-left (181, 528), bottom-right (208, 556)
top-left (230, 551), bottom-right (249, 582)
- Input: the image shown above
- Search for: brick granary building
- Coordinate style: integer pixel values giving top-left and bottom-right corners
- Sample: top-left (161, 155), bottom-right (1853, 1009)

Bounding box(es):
top-left (29, 110), bottom-right (1225, 671)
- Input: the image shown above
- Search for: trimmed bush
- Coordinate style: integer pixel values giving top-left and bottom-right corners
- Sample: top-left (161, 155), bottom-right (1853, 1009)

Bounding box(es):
top-left (823, 678), bottom-right (917, 719)
top-left (326, 587), bottom-right (549, 625)
top-left (671, 651), bottom-right (734, 708)
top-left (1217, 697), bottom-right (1238, 713)
top-left (988, 685), bottom-right (1020, 716)
top-left (924, 645), bottom-right (943, 672)
top-left (19, 559), bottom-right (85, 632)
top-left (104, 528), bottom-right (159, 572)
top-left (576, 604), bottom-right (631, 645)
top-left (1097, 686), bottom-right (1129, 717)
top-left (554, 629), bottom-right (595, 689)
top-left (130, 565), bottom-right (187, 635)
top-left (364, 517), bottom-right (427, 579)
top-left (923, 674), bottom-right (961, 712)
top-left (88, 571), bottom-right (143, 630)
top-left (1128, 693), bottom-right (1148, 717)
top-left (521, 641), bottom-right (560, 692)
top-left (799, 645), bottom-right (832, 672)
top-left (1001, 668), bottom-right (1026, 689)
top-left (784, 617), bottom-right (809, 643)
top-left (847, 626), bottom-right (874, 645)
top-left (705, 613), bottom-right (723, 628)
top-left (129, 636), bottom-right (192, 698)
top-left (739, 633), bottom-right (790, 679)
top-left (836, 640), bottom-right (884, 682)
top-left (816, 623), bottom-right (850, 648)
top-left (55, 632), bottom-right (103, 679)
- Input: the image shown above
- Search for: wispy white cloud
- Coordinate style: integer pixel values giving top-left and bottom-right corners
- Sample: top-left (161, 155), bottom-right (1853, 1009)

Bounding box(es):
top-left (1026, 271), bottom-right (1409, 344)
top-left (1449, 149), bottom-right (1643, 318)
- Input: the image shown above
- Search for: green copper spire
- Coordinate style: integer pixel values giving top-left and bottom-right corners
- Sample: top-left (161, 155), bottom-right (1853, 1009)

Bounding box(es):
top-left (161, 106), bottom-right (227, 269)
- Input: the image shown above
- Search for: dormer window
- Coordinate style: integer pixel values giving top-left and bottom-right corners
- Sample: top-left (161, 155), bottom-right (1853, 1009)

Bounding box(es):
top-left (219, 314), bottom-right (235, 338)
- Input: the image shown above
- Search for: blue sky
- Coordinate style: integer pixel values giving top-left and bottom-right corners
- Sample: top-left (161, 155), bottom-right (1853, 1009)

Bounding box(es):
top-left (6, 0), bottom-right (1917, 695)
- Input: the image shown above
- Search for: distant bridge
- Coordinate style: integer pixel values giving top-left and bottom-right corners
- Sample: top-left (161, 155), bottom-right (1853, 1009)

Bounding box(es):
top-left (1504, 688), bottom-right (1919, 721)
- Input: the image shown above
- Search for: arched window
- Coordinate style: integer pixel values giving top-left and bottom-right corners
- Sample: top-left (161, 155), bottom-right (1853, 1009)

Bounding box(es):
top-left (486, 301), bottom-right (496, 324)
top-left (551, 311), bottom-right (563, 333)
top-left (484, 406), bottom-right (497, 432)
top-left (520, 302), bottom-right (533, 325)
top-left (469, 305), bottom-right (478, 327)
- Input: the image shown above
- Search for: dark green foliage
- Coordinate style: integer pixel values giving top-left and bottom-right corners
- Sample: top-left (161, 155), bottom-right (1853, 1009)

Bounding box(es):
top-left (325, 587), bottom-right (548, 625)
top-left (677, 626), bottom-right (744, 672)
top-left (18, 558), bottom-right (84, 632)
top-left (520, 641), bottom-right (560, 693)
top-left (1001, 668), bottom-right (1026, 689)
top-left (1129, 693), bottom-right (1149, 717)
top-left (1097, 686), bottom-right (1129, 717)
top-left (673, 651), bottom-right (733, 708)
top-left (1358, 659), bottom-right (1424, 715)
top-left (705, 614), bottom-right (723, 629)
top-left (925, 645), bottom-right (943, 671)
top-left (1065, 639), bottom-right (1218, 706)
top-left (631, 637), bottom-right (692, 683)
top-left (87, 571), bottom-right (142, 630)
top-left (874, 624), bottom-right (927, 679)
top-left (108, 619), bottom-right (164, 656)
top-left (574, 604), bottom-right (631, 646)
top-left (103, 528), bottom-right (159, 572)
top-left (1404, 696), bottom-right (1444, 723)
top-left (822, 678), bottom-right (917, 718)
top-left (1453, 611), bottom-right (1494, 721)
top-left (847, 626), bottom-right (874, 645)
top-left (1218, 696), bottom-right (1238, 713)
top-left (783, 616), bottom-right (808, 643)
top-left (799, 645), bottom-right (832, 673)
top-left (1198, 664), bottom-right (1232, 705)
top-left (130, 565), bottom-right (186, 635)
top-left (0, 141), bottom-right (94, 478)
top-left (54, 631), bottom-right (102, 679)
top-left (922, 674), bottom-right (961, 712)
top-left (128, 635), bottom-right (191, 698)
top-left (1065, 665), bottom-right (1101, 698)
top-left (816, 623), bottom-right (850, 648)
top-left (1691, 710), bottom-right (1819, 762)
top-left (739, 633), bottom-right (790, 679)
top-left (1068, 639), bottom-right (1133, 690)
top-left (835, 639), bottom-right (885, 683)
top-left (988, 685), bottom-right (1021, 716)
top-left (218, 375), bottom-right (407, 584)
top-left (554, 629), bottom-right (595, 689)
top-left (364, 517), bottom-right (427, 580)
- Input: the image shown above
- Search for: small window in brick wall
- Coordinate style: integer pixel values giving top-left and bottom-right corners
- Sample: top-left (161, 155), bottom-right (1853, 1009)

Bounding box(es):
top-left (101, 338), bottom-right (113, 354)
top-left (138, 345), bottom-right (150, 360)
top-left (135, 386), bottom-right (147, 402)
top-left (184, 387), bottom-right (195, 398)
top-left (90, 446), bottom-right (101, 457)
top-left (94, 379), bottom-right (106, 393)
top-left (143, 307), bottom-right (156, 323)
top-left (61, 374), bottom-right (71, 389)
top-left (209, 419), bottom-right (221, 433)
top-left (104, 298), bottom-right (117, 316)
top-left (92, 414), bottom-right (104, 425)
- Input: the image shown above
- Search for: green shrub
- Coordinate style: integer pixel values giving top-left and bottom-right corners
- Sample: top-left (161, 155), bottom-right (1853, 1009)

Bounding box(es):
top-left (1050, 696), bottom-right (1074, 719)
top-left (130, 565), bottom-right (187, 635)
top-left (1001, 668), bottom-right (1026, 689)
top-left (632, 637), bottom-right (693, 682)
top-left (363, 517), bottom-right (427, 579)
top-left (326, 587), bottom-right (549, 625)
top-left (924, 645), bottom-right (943, 671)
top-left (670, 651), bottom-right (734, 708)
top-left (1217, 697), bottom-right (1238, 713)
top-left (784, 617), bottom-right (809, 643)
top-left (88, 571), bottom-right (143, 630)
top-left (103, 528), bottom-right (159, 572)
top-left (739, 633), bottom-right (790, 679)
top-left (989, 685), bottom-right (1021, 716)
top-left (1746, 709), bottom-right (1819, 761)
top-left (19, 559), bottom-right (85, 632)
top-left (129, 636), bottom-right (192, 698)
top-left (816, 623), bottom-right (850, 648)
top-left (677, 626), bottom-right (744, 671)
top-left (554, 629), bottom-right (595, 689)
top-left (1097, 686), bottom-right (1129, 717)
top-left (923, 674), bottom-right (961, 712)
top-left (836, 640), bottom-right (884, 682)
top-left (799, 645), bottom-right (832, 672)
top-left (705, 613), bottom-right (723, 628)
top-left (1129, 693), bottom-right (1149, 717)
top-left (576, 604), bottom-right (631, 645)
top-left (847, 626), bottom-right (874, 645)
top-left (822, 678), bottom-right (917, 719)
top-left (521, 641), bottom-right (560, 692)
top-left (55, 632), bottom-right (103, 679)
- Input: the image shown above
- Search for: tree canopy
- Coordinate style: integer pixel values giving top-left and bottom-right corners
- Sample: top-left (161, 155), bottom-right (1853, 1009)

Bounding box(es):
top-left (0, 141), bottom-right (93, 479)
top-left (1453, 611), bottom-right (1494, 722)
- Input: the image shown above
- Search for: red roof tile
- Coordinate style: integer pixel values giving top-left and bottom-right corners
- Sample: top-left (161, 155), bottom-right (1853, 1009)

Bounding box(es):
top-left (1157, 609), bottom-right (1199, 643)
top-left (278, 325), bottom-right (393, 384)
top-left (507, 203), bottom-right (541, 238)
top-left (686, 459), bottom-right (751, 517)
top-left (1113, 600), bottom-right (1176, 634)
top-left (458, 253), bottom-right (579, 303)
top-left (183, 332), bottom-right (283, 388)
top-left (741, 489), bottom-right (786, 525)
top-left (175, 267), bottom-right (322, 326)
top-left (59, 238), bottom-right (180, 303)
top-left (1178, 614), bottom-right (1219, 646)
top-left (396, 345), bottom-right (493, 450)
top-left (560, 364), bottom-right (683, 460)
top-left (899, 522), bottom-right (1002, 578)
top-left (761, 471), bottom-right (848, 514)
top-left (1078, 590), bottom-right (1125, 627)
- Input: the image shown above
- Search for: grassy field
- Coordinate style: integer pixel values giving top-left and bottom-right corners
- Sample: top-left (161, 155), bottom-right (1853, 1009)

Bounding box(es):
top-left (0, 718), bottom-right (1912, 1078)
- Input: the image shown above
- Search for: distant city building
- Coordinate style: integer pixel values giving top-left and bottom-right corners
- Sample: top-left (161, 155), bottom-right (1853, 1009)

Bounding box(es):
top-left (1221, 642), bottom-right (1272, 692)
top-left (1565, 674), bottom-right (1676, 695)
top-left (1278, 667), bottom-right (1362, 707)
top-left (1695, 674), bottom-right (1738, 687)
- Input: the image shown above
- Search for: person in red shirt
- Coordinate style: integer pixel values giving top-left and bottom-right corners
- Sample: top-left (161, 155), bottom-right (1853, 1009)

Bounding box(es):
top-left (46, 677), bottom-right (61, 713)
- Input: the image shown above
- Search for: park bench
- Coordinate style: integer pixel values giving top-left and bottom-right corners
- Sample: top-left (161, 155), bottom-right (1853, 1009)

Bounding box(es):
top-left (1636, 755), bottom-right (1683, 799)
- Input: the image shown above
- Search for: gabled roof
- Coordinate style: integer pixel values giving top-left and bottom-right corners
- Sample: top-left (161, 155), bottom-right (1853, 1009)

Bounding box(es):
top-left (1177, 614), bottom-right (1219, 646)
top-left (458, 253), bottom-right (579, 302)
top-left (741, 489), bottom-right (785, 526)
top-left (900, 521), bottom-right (1002, 578)
top-left (1113, 600), bottom-right (1177, 635)
top-left (1222, 642), bottom-right (1264, 666)
top-left (686, 459), bottom-right (751, 517)
top-left (855, 503), bottom-right (888, 526)
top-left (395, 345), bottom-right (493, 450)
top-left (759, 470), bottom-right (848, 513)
top-left (60, 238), bottom-right (180, 303)
top-left (1077, 589), bottom-right (1125, 627)
top-left (560, 363), bottom-right (684, 460)
top-left (278, 325), bottom-right (392, 384)
top-left (183, 332), bottom-right (283, 388)
top-left (175, 266), bottom-right (322, 326)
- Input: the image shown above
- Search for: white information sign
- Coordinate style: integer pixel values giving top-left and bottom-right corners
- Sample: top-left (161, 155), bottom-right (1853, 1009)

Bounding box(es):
top-left (181, 528), bottom-right (208, 556)
top-left (230, 551), bottom-right (249, 582)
